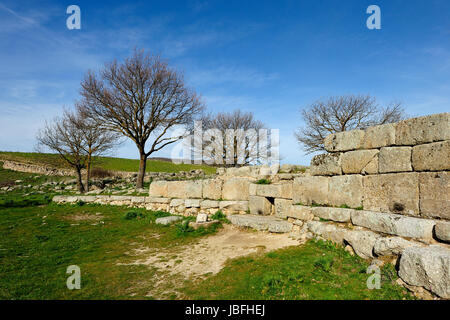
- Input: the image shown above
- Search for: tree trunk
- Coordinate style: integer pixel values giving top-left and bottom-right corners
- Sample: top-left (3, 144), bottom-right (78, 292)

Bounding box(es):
top-left (85, 154), bottom-right (91, 192)
top-left (136, 152), bottom-right (147, 189)
top-left (76, 166), bottom-right (85, 193)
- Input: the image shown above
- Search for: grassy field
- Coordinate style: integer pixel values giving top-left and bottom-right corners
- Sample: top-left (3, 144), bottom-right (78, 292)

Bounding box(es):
top-left (0, 167), bottom-right (413, 300)
top-left (0, 151), bottom-right (217, 174)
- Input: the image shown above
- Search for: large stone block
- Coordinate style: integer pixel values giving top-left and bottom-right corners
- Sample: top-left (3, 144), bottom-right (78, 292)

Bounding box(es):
top-left (328, 175), bottom-right (363, 208)
top-left (185, 199), bottom-right (201, 208)
top-left (324, 129), bottom-right (365, 152)
top-left (307, 221), bottom-right (350, 245)
top-left (311, 207), bottom-right (352, 223)
top-left (379, 147), bottom-right (412, 173)
top-left (399, 245), bottom-right (450, 298)
top-left (249, 196), bottom-right (273, 215)
top-left (219, 201), bottom-right (248, 211)
top-left (167, 180), bottom-right (202, 199)
top-left (363, 173), bottom-right (419, 215)
top-left (363, 123), bottom-right (396, 149)
top-left (293, 176), bottom-right (329, 206)
top-left (344, 230), bottom-right (381, 259)
top-left (274, 198), bottom-right (292, 219)
top-left (288, 205), bottom-right (315, 221)
top-left (373, 237), bottom-right (422, 256)
top-left (255, 183), bottom-right (293, 199)
top-left (202, 179), bottom-right (223, 200)
top-left (435, 221), bottom-right (450, 243)
top-left (200, 200), bottom-right (220, 209)
top-left (222, 178), bottom-right (249, 200)
top-left (351, 210), bottom-right (435, 240)
top-left (310, 153), bottom-right (342, 176)
top-left (149, 181), bottom-right (168, 197)
top-left (412, 141), bottom-right (450, 171)
top-left (419, 172), bottom-right (450, 219)
top-left (341, 150), bottom-right (379, 174)
top-left (395, 113), bottom-right (450, 146)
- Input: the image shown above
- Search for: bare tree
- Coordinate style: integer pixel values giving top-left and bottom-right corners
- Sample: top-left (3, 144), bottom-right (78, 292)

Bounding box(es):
top-left (36, 110), bottom-right (88, 193)
top-left (72, 105), bottom-right (120, 191)
top-left (79, 49), bottom-right (204, 188)
top-left (295, 95), bottom-right (407, 153)
top-left (196, 110), bottom-right (267, 166)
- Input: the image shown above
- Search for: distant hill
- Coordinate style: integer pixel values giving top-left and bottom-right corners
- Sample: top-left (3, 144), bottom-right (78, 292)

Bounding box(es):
top-left (0, 151), bottom-right (216, 174)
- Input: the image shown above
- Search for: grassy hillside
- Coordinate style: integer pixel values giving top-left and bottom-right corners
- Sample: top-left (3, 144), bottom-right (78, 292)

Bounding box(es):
top-left (0, 151), bottom-right (216, 174)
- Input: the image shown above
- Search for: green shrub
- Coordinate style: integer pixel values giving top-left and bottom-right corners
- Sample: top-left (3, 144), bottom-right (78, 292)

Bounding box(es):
top-left (210, 210), bottom-right (230, 223)
top-left (123, 211), bottom-right (146, 220)
top-left (256, 179), bottom-right (271, 185)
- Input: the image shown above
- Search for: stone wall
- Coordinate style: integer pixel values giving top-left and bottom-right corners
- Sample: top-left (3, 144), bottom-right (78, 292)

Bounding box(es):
top-left (51, 113), bottom-right (450, 298)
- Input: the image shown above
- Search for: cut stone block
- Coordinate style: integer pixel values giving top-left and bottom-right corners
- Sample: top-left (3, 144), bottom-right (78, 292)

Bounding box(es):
top-left (249, 196), bottom-right (272, 215)
top-left (412, 141), bottom-right (450, 171)
top-left (419, 172), bottom-right (450, 219)
top-left (373, 237), bottom-right (422, 256)
top-left (399, 245), bottom-right (450, 298)
top-left (288, 205), bottom-right (315, 221)
top-left (306, 221), bottom-right (348, 245)
top-left (395, 112), bottom-right (450, 146)
top-left (274, 198), bottom-right (292, 219)
top-left (200, 200), bottom-right (220, 209)
top-left (255, 183), bottom-right (293, 199)
top-left (363, 173), bottom-right (419, 215)
top-left (185, 199), bottom-right (201, 208)
top-left (363, 123), bottom-right (396, 149)
top-left (229, 214), bottom-right (292, 233)
top-left (146, 197), bottom-right (171, 204)
top-left (343, 230), bottom-right (381, 259)
top-left (351, 210), bottom-right (435, 240)
top-left (311, 207), bottom-right (352, 223)
top-left (167, 180), bottom-right (202, 199)
top-left (149, 181), bottom-right (168, 197)
top-left (435, 221), bottom-right (450, 243)
top-left (341, 149), bottom-right (379, 174)
top-left (310, 153), bottom-right (342, 176)
top-left (328, 175), bottom-right (363, 208)
top-left (202, 179), bottom-right (223, 200)
top-left (219, 201), bottom-right (248, 212)
top-left (155, 216), bottom-right (183, 225)
top-left (293, 176), bottom-right (329, 206)
top-left (324, 129), bottom-right (365, 152)
top-left (222, 178), bottom-right (250, 200)
top-left (379, 147), bottom-right (412, 173)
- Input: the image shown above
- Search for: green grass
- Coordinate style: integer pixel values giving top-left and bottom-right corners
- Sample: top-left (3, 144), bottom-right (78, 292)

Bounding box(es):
top-left (0, 151), bottom-right (217, 174)
top-left (181, 240), bottom-right (412, 300)
top-left (255, 179), bottom-right (271, 185)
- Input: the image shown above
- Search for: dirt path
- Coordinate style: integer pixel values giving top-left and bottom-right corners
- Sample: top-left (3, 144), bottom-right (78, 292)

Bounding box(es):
top-left (129, 224), bottom-right (299, 298)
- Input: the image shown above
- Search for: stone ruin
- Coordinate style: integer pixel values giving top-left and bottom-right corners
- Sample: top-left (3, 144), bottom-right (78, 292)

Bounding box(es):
top-left (54, 112), bottom-right (450, 299)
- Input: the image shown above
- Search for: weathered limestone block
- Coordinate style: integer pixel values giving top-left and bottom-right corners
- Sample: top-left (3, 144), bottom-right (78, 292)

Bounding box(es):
top-left (169, 198), bottom-right (184, 207)
top-left (288, 205), bottom-right (315, 221)
top-left (310, 153), bottom-right (342, 176)
top-left (229, 214), bottom-right (292, 233)
top-left (249, 183), bottom-right (257, 196)
top-left (200, 200), bottom-right (220, 209)
top-left (280, 164), bottom-right (294, 173)
top-left (219, 201), bottom-right (249, 211)
top-left (395, 113), bottom-right (450, 146)
top-left (399, 245), bottom-right (450, 298)
top-left (222, 178), bottom-right (249, 200)
top-left (202, 179), bottom-right (223, 200)
top-left (363, 123), bottom-right (396, 149)
top-left (149, 181), bottom-right (168, 197)
top-left (311, 207), bottom-right (352, 223)
top-left (255, 183), bottom-right (293, 199)
top-left (185, 199), bottom-right (201, 208)
top-left (419, 172), bottom-right (450, 219)
top-left (351, 210), bottom-right (435, 240)
top-left (363, 173), bottom-right (419, 215)
top-left (341, 150), bottom-right (379, 174)
top-left (274, 198), bottom-right (292, 219)
top-left (435, 221), bottom-right (450, 243)
top-left (361, 155), bottom-right (379, 175)
top-left (412, 141), bottom-right (450, 171)
top-left (110, 195), bottom-right (131, 201)
top-left (131, 196), bottom-right (145, 204)
top-left (293, 176), bottom-right (329, 205)
top-left (155, 216), bottom-right (183, 225)
top-left (328, 175), bottom-right (363, 208)
top-left (379, 147), bottom-right (412, 173)
top-left (344, 230), bottom-right (381, 259)
top-left (146, 197), bottom-right (171, 204)
top-left (249, 196), bottom-right (272, 215)
top-left (306, 221), bottom-right (348, 245)
top-left (373, 237), bottom-right (422, 256)
top-left (268, 220), bottom-right (293, 233)
top-left (167, 180), bottom-right (202, 199)
top-left (324, 129), bottom-right (365, 152)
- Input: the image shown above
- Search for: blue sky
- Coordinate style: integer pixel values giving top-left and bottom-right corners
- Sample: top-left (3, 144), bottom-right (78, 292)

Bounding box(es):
top-left (0, 0), bottom-right (449, 165)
